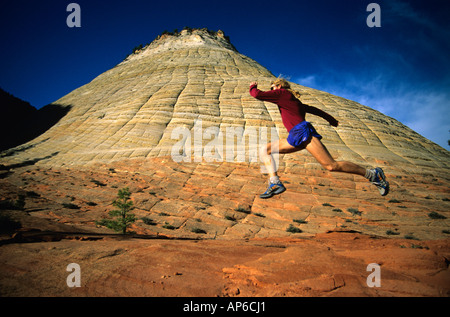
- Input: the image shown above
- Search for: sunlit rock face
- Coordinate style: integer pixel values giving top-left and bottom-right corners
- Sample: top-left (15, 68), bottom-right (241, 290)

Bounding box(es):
top-left (2, 28), bottom-right (448, 174)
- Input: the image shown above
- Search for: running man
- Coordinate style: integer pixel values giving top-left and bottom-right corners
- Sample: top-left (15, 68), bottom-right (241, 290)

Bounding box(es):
top-left (250, 78), bottom-right (389, 199)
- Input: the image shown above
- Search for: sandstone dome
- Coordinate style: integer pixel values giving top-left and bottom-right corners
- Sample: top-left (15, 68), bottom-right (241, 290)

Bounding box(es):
top-left (2, 28), bottom-right (448, 172)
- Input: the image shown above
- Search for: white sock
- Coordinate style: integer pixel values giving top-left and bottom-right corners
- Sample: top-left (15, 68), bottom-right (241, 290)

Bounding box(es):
top-left (269, 176), bottom-right (280, 184)
top-left (364, 169), bottom-right (374, 180)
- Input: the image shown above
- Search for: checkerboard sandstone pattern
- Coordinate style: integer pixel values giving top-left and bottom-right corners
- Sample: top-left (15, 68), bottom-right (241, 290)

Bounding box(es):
top-left (1, 29), bottom-right (449, 241)
top-left (2, 29), bottom-right (448, 170)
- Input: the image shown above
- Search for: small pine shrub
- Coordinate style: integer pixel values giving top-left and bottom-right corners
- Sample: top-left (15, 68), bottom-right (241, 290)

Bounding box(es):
top-left (97, 187), bottom-right (135, 234)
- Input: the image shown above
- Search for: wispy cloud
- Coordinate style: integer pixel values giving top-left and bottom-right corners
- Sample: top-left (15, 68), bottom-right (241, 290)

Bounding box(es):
top-left (294, 70), bottom-right (450, 150)
top-left (387, 0), bottom-right (447, 36)
top-left (384, 0), bottom-right (450, 64)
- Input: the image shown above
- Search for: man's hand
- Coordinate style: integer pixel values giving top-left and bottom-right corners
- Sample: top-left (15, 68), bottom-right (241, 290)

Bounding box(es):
top-left (250, 81), bottom-right (258, 87)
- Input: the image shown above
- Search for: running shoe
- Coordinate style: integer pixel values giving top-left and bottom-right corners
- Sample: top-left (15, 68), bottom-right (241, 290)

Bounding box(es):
top-left (370, 167), bottom-right (389, 196)
top-left (260, 181), bottom-right (286, 199)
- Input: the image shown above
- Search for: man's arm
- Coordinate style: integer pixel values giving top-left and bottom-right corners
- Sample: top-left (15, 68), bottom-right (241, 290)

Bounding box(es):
top-left (305, 104), bottom-right (339, 127)
top-left (249, 82), bottom-right (281, 103)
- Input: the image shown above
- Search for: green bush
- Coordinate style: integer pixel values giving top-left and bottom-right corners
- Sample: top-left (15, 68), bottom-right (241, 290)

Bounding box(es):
top-left (286, 224), bottom-right (302, 233)
top-left (191, 228), bottom-right (206, 234)
top-left (347, 208), bottom-right (362, 216)
top-left (141, 217), bottom-right (156, 226)
top-left (428, 211), bottom-right (446, 219)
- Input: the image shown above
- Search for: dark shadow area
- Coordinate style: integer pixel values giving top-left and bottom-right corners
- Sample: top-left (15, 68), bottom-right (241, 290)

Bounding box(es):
top-left (0, 138), bottom-right (50, 158)
top-left (0, 152), bottom-right (59, 171)
top-left (0, 229), bottom-right (201, 246)
top-left (0, 88), bottom-right (71, 152)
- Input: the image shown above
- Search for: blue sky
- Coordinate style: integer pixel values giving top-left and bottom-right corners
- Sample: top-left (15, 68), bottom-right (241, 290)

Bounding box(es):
top-left (1, 0), bottom-right (449, 150)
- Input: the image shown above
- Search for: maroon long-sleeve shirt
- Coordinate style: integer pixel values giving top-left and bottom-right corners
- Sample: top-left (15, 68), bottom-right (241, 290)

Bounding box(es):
top-left (249, 84), bottom-right (336, 132)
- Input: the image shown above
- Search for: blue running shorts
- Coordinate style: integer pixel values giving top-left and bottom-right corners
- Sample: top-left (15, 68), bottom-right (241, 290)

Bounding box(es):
top-left (286, 121), bottom-right (322, 148)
